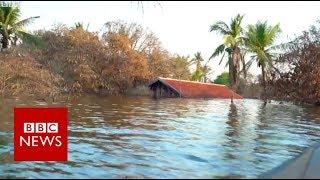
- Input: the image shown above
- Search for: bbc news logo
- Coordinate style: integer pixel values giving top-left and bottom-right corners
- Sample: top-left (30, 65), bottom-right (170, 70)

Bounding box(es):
top-left (14, 107), bottom-right (68, 161)
top-left (21, 123), bottom-right (62, 147)
top-left (24, 123), bottom-right (58, 133)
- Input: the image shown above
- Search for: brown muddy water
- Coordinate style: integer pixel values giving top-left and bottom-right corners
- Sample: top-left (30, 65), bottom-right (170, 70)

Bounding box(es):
top-left (1, 94), bottom-right (320, 178)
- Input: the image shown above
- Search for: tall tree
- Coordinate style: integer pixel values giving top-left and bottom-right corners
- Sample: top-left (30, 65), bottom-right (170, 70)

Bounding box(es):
top-left (190, 52), bottom-right (204, 82)
top-left (103, 20), bottom-right (160, 55)
top-left (0, 2), bottom-right (41, 49)
top-left (209, 14), bottom-right (244, 91)
top-left (201, 64), bottom-right (212, 83)
top-left (171, 55), bottom-right (191, 80)
top-left (244, 21), bottom-right (281, 100)
top-left (190, 52), bottom-right (204, 67)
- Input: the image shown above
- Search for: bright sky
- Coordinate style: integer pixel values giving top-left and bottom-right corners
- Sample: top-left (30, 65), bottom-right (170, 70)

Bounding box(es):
top-left (20, 1), bottom-right (320, 79)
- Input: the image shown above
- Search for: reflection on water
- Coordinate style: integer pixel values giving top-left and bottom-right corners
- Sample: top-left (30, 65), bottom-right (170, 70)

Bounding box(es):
top-left (1, 95), bottom-right (320, 178)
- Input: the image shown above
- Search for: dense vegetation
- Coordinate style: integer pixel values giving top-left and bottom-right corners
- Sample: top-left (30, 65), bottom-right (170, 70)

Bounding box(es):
top-left (214, 72), bottom-right (230, 86)
top-left (1, 2), bottom-right (320, 104)
top-left (0, 2), bottom-right (193, 98)
top-left (0, 21), bottom-right (193, 98)
top-left (269, 21), bottom-right (320, 104)
top-left (209, 14), bottom-right (281, 99)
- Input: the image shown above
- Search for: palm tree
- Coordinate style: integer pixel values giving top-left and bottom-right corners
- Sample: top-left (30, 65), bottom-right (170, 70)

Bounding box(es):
top-left (190, 52), bottom-right (204, 82)
top-left (0, 2), bottom-right (40, 50)
top-left (201, 65), bottom-right (212, 83)
top-left (172, 55), bottom-right (191, 80)
top-left (209, 14), bottom-right (244, 91)
top-left (75, 22), bottom-right (83, 29)
top-left (191, 68), bottom-right (203, 82)
top-left (74, 22), bottom-right (90, 31)
top-left (190, 52), bottom-right (204, 66)
top-left (244, 21), bottom-right (281, 100)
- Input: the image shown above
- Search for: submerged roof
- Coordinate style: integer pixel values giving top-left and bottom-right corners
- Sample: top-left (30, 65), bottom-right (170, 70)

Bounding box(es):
top-left (149, 77), bottom-right (243, 99)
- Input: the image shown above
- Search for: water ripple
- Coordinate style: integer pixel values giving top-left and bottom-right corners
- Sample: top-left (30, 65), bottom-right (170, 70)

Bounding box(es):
top-left (1, 95), bottom-right (320, 178)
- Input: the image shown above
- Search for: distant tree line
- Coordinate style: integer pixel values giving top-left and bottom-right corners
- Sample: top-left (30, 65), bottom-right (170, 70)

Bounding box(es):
top-left (1, 2), bottom-right (320, 104)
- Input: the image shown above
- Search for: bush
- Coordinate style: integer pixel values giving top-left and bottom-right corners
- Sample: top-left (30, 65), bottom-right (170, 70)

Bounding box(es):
top-left (102, 32), bottom-right (151, 93)
top-left (0, 48), bottom-right (62, 98)
top-left (38, 26), bottom-right (106, 93)
top-left (0, 21), bottom-right (193, 97)
top-left (214, 72), bottom-right (230, 85)
top-left (270, 22), bottom-right (320, 104)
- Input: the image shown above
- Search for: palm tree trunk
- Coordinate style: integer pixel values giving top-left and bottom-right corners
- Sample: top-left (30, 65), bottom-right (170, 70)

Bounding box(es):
top-left (1, 36), bottom-right (9, 49)
top-left (261, 63), bottom-right (267, 101)
top-left (234, 49), bottom-right (241, 91)
top-left (241, 53), bottom-right (247, 84)
top-left (12, 36), bottom-right (18, 46)
top-left (228, 55), bottom-right (236, 90)
top-left (229, 48), bottom-right (240, 92)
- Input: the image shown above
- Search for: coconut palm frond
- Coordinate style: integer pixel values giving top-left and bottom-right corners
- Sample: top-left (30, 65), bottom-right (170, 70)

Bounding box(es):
top-left (209, 21), bottom-right (230, 35)
top-left (14, 16), bottom-right (40, 29)
top-left (230, 14), bottom-right (244, 37)
top-left (0, 2), bottom-right (40, 50)
top-left (265, 23), bottom-right (281, 45)
top-left (209, 44), bottom-right (225, 60)
top-left (2, 5), bottom-right (20, 26)
top-left (218, 52), bottom-right (226, 65)
top-left (17, 30), bottom-right (45, 49)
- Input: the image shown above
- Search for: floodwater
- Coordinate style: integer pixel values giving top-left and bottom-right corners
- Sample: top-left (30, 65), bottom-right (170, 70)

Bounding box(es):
top-left (1, 95), bottom-right (320, 178)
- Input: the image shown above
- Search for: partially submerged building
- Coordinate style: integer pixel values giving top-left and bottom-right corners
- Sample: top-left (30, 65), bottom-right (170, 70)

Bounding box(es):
top-left (148, 77), bottom-right (243, 99)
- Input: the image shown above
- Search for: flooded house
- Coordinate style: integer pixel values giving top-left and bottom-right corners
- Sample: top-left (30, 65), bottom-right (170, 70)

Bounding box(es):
top-left (148, 77), bottom-right (243, 99)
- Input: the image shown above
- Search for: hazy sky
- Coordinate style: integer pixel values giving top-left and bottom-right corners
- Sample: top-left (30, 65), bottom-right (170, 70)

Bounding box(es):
top-left (19, 1), bottom-right (320, 79)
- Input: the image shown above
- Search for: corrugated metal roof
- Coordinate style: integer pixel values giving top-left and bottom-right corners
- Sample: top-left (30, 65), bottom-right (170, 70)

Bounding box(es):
top-left (151, 77), bottom-right (243, 99)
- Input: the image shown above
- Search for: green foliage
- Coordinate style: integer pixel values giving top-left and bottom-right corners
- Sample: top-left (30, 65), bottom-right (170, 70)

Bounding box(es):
top-left (214, 72), bottom-right (230, 86)
top-left (191, 68), bottom-right (203, 82)
top-left (209, 14), bottom-right (244, 60)
top-left (19, 31), bottom-right (46, 49)
top-left (244, 21), bottom-right (281, 68)
top-left (74, 22), bottom-right (89, 31)
top-left (209, 14), bottom-right (245, 90)
top-left (244, 21), bottom-right (281, 98)
top-left (171, 55), bottom-right (191, 80)
top-left (0, 2), bottom-right (42, 49)
top-left (189, 52), bottom-right (204, 69)
top-left (190, 52), bottom-right (209, 82)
